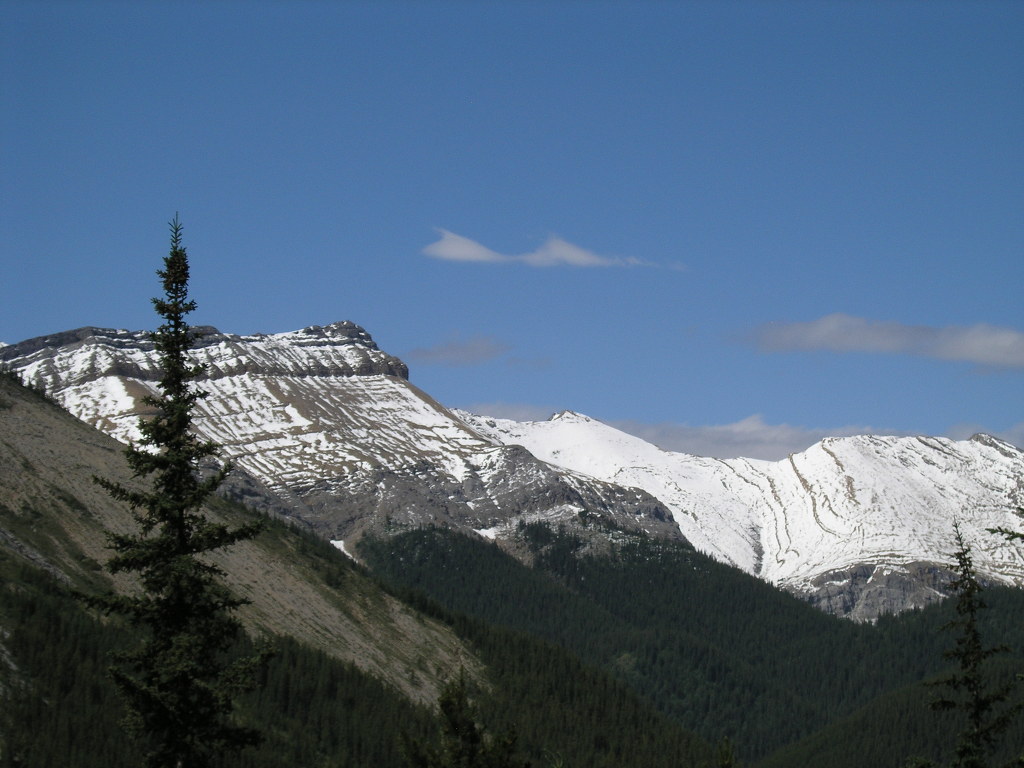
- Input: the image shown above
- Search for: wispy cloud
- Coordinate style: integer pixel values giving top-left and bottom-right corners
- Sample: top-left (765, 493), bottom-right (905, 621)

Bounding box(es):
top-left (611, 415), bottom-right (884, 460)
top-left (461, 402), bottom-right (561, 423)
top-left (751, 313), bottom-right (1024, 368)
top-left (462, 405), bottom-right (1023, 459)
top-left (423, 229), bottom-right (653, 268)
top-left (405, 335), bottom-right (511, 367)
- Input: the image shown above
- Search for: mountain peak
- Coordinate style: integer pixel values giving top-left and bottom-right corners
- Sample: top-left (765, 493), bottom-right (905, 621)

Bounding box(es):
top-left (1, 321), bottom-right (409, 395)
top-left (276, 321), bottom-right (384, 349)
top-left (5, 321), bottom-right (1022, 621)
top-left (466, 410), bottom-right (1024, 619)
top-left (549, 410), bottom-right (591, 423)
top-left (968, 432), bottom-right (1021, 456)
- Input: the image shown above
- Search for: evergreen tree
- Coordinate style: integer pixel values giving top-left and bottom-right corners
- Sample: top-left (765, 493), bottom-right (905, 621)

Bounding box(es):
top-left (927, 522), bottom-right (1021, 768)
top-left (711, 737), bottom-right (741, 768)
top-left (989, 508), bottom-right (1024, 546)
top-left (88, 216), bottom-right (267, 768)
top-left (405, 673), bottom-right (531, 768)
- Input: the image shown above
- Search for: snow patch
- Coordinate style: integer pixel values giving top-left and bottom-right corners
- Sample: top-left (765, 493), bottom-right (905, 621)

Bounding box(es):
top-left (330, 540), bottom-right (355, 560)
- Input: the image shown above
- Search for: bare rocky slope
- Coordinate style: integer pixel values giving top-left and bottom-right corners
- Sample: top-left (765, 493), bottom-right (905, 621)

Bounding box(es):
top-left (0, 373), bottom-right (478, 704)
top-left (4, 322), bottom-right (1022, 619)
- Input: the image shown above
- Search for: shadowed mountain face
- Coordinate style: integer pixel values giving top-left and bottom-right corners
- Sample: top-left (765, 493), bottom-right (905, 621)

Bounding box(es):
top-left (4, 323), bottom-right (1023, 619)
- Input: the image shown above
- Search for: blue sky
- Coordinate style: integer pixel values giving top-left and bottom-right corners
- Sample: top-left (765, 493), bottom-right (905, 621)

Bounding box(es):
top-left (2, 0), bottom-right (1022, 458)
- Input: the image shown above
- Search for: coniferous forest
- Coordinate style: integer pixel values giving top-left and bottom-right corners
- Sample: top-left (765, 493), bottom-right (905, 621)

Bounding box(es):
top-left (6, 512), bottom-right (1023, 767)
top-left (360, 524), bottom-right (1024, 767)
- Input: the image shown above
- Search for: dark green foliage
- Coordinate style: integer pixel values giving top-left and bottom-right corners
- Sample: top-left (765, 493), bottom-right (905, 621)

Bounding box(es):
top-left (364, 530), bottom-right (714, 767)
top-left (762, 600), bottom-right (1024, 767)
top-left (361, 526), bottom-right (852, 758)
top-left (404, 673), bottom-right (530, 768)
top-left (226, 636), bottom-right (435, 768)
top-left (0, 558), bottom-right (143, 767)
top-left (5, 544), bottom-right (705, 768)
top-left (86, 217), bottom-right (267, 768)
top-left (925, 524), bottom-right (1022, 768)
top-left (360, 525), bottom-right (1024, 766)
top-left (760, 679), bottom-right (968, 768)
top-left (0, 557), bottom-right (435, 768)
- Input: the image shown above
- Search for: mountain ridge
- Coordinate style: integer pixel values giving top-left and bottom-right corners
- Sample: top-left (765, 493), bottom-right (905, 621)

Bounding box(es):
top-left (463, 409), bottom-right (1024, 618)
top-left (4, 322), bottom-right (1022, 619)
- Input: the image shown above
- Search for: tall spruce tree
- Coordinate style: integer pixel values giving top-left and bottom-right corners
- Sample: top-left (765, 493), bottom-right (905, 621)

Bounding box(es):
top-left (926, 522), bottom-right (1020, 768)
top-left (89, 216), bottom-right (266, 768)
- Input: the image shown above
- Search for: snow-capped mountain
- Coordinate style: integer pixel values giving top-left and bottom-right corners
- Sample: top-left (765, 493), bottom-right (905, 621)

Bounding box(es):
top-left (461, 410), bottom-right (1024, 618)
top-left (4, 322), bottom-right (1022, 619)
top-left (0, 323), bottom-right (680, 548)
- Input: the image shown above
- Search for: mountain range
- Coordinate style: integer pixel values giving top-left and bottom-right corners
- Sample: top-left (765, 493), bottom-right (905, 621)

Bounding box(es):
top-left (4, 320), bottom-right (1024, 765)
top-left (2, 320), bottom-right (1022, 620)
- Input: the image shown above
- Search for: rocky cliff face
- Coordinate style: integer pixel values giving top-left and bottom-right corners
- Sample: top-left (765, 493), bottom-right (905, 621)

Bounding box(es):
top-left (2, 322), bottom-right (408, 389)
top-left (5, 323), bottom-right (1023, 619)
top-left (1, 323), bottom-right (681, 554)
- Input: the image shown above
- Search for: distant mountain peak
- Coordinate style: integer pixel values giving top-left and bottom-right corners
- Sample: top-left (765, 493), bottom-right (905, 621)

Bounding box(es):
top-left (465, 410), bottom-right (1024, 619)
top-left (549, 410), bottom-right (591, 422)
top-left (969, 432), bottom-right (1022, 457)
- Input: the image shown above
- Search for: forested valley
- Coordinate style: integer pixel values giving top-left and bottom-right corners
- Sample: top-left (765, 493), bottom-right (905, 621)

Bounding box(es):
top-left (5, 511), bottom-right (1024, 766)
top-left (2, 371), bottom-right (1023, 767)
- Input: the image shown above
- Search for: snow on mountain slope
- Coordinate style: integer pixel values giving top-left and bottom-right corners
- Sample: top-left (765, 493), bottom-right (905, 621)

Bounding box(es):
top-left (6, 323), bottom-right (1023, 618)
top-left (3, 323), bottom-right (478, 482)
top-left (1, 324), bottom-right (681, 548)
top-left (461, 410), bottom-right (1024, 614)
top-left (458, 410), bottom-right (764, 571)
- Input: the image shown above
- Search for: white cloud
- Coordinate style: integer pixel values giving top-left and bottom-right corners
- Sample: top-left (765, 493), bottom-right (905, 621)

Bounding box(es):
top-left (461, 401), bottom-right (561, 423)
top-left (421, 230), bottom-right (507, 263)
top-left (610, 415), bottom-right (884, 460)
top-left (406, 335), bottom-right (511, 367)
top-left (752, 313), bottom-right (1024, 368)
top-left (520, 236), bottom-right (630, 267)
top-left (423, 229), bottom-right (651, 268)
top-left (462, 405), bottom-right (1023, 460)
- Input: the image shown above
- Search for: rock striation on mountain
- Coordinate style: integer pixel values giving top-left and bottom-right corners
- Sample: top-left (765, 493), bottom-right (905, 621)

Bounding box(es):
top-left (1, 323), bottom-right (680, 553)
top-left (462, 411), bottom-right (1024, 619)
top-left (4, 322), bottom-right (1023, 619)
